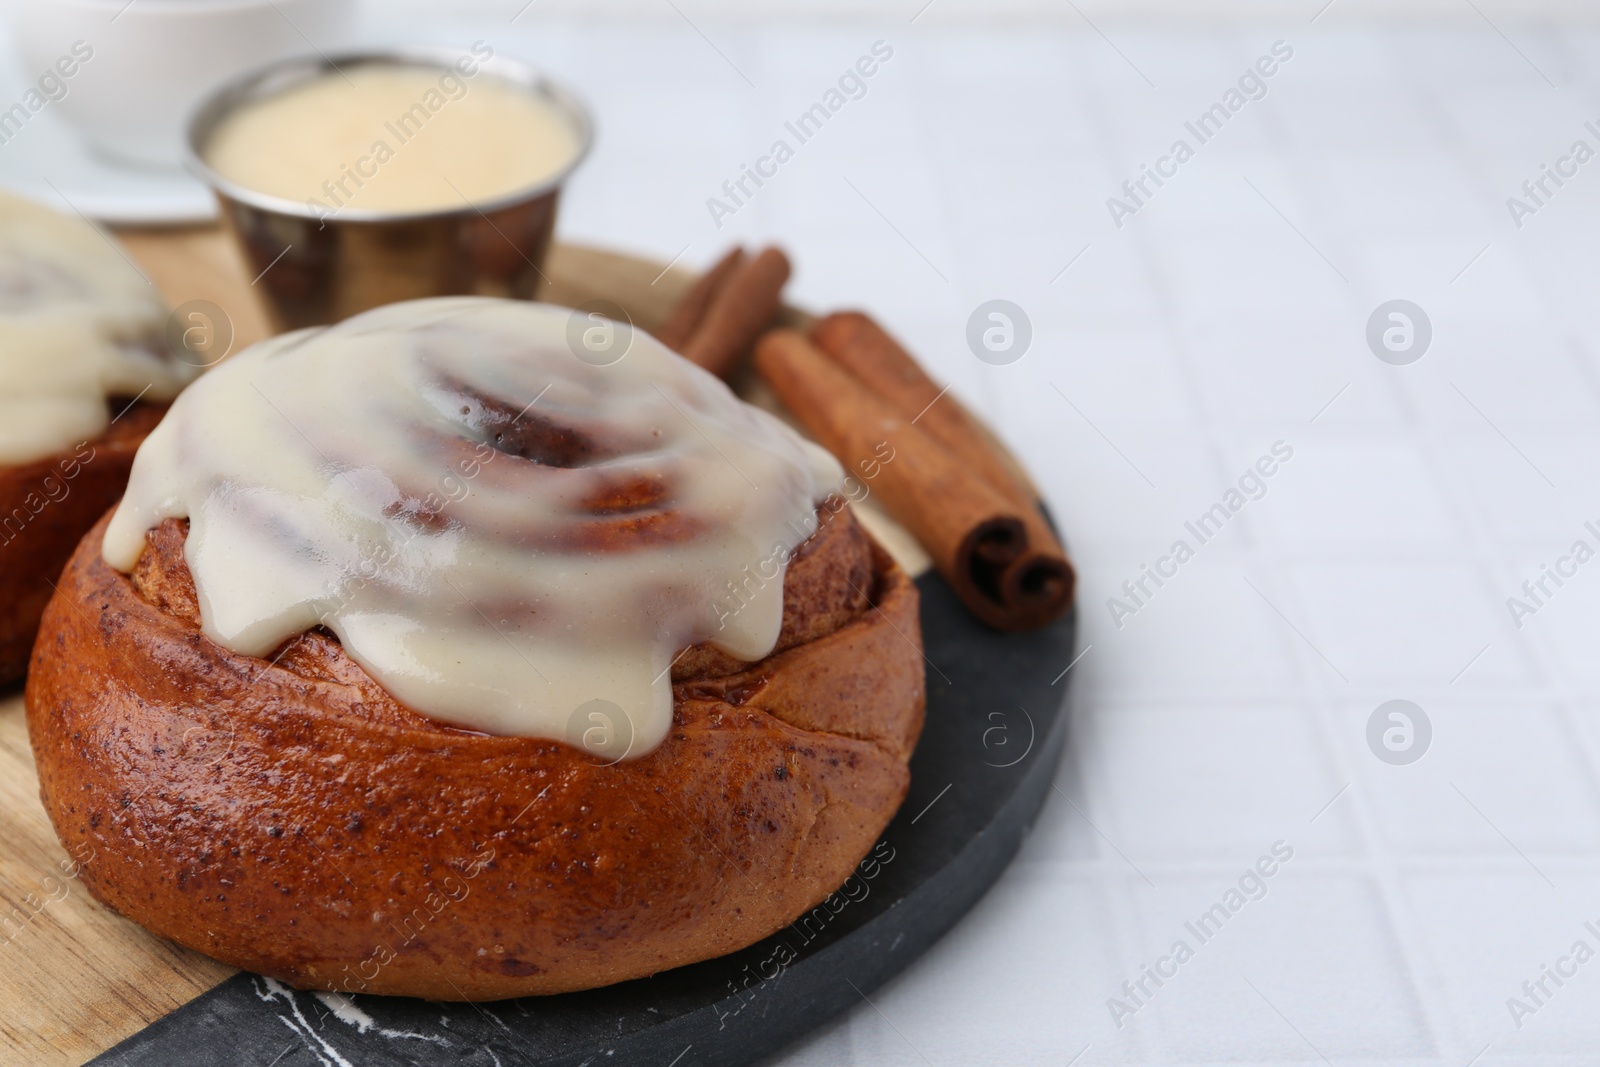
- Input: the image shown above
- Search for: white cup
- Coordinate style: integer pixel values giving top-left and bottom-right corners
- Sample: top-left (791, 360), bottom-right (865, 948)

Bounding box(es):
top-left (3, 0), bottom-right (354, 169)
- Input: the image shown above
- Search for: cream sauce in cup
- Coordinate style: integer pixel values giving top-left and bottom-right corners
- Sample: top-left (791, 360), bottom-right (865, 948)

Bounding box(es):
top-left (203, 56), bottom-right (581, 218)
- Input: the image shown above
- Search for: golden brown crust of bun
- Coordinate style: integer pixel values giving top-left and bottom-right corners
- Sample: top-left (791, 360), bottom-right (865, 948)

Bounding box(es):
top-left (0, 403), bottom-right (164, 685)
top-left (26, 504), bottom-right (924, 999)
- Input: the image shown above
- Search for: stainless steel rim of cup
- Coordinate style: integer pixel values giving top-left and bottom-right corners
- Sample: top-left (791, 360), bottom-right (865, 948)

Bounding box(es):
top-left (182, 45), bottom-right (595, 224)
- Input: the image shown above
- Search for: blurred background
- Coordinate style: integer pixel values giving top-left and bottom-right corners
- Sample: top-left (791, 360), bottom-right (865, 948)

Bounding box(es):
top-left (6, 0), bottom-right (1600, 1064)
top-left (353, 1), bottom-right (1598, 15)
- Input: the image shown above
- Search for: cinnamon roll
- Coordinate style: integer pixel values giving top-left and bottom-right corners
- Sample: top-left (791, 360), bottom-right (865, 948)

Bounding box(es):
top-left (0, 191), bottom-right (196, 683)
top-left (27, 298), bottom-right (924, 999)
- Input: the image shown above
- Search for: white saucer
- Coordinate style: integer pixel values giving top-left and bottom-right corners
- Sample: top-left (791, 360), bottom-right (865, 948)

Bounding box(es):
top-left (0, 30), bottom-right (215, 225)
top-left (0, 112), bottom-right (216, 225)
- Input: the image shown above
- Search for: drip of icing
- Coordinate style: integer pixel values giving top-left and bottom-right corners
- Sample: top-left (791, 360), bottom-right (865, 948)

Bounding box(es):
top-left (104, 298), bottom-right (843, 759)
top-left (0, 191), bottom-right (196, 465)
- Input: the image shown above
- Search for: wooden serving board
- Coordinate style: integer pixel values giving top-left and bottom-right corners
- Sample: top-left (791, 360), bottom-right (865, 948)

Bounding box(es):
top-left (0, 229), bottom-right (939, 1067)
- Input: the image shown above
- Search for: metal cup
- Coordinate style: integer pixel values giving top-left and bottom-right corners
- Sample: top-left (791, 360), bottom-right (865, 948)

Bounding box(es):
top-left (185, 48), bottom-right (593, 331)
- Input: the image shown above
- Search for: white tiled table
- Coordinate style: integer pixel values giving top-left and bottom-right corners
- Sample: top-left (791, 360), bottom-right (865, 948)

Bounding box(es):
top-left (20, 7), bottom-right (1600, 1064)
top-left (387, 14), bottom-right (1600, 1066)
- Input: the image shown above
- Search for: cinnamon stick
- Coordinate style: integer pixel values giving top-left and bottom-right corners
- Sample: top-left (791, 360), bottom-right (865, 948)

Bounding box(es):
top-left (674, 247), bottom-right (792, 379)
top-left (810, 312), bottom-right (1026, 501)
top-left (756, 329), bottom-right (1034, 630)
top-left (811, 311), bottom-right (1073, 629)
top-left (655, 246), bottom-right (745, 351)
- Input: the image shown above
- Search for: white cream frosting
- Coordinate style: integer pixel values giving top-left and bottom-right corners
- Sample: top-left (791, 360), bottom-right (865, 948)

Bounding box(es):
top-left (104, 298), bottom-right (843, 759)
top-left (0, 191), bottom-right (194, 465)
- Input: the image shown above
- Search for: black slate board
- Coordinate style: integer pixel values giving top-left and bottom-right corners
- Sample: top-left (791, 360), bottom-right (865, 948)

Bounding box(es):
top-left (90, 572), bottom-right (1077, 1067)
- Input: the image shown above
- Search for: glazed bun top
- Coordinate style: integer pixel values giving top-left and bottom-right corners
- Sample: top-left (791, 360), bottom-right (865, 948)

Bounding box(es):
top-left (0, 191), bottom-right (195, 465)
top-left (103, 297), bottom-right (843, 759)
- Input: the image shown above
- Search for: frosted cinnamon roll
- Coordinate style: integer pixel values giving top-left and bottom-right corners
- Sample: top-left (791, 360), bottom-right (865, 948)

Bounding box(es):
top-left (28, 297), bottom-right (925, 998)
top-left (0, 190), bottom-right (196, 682)
top-left (103, 297), bottom-right (851, 755)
